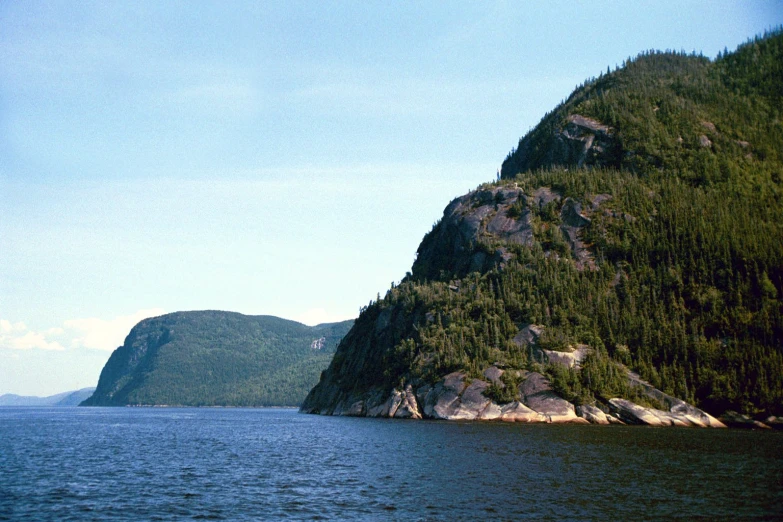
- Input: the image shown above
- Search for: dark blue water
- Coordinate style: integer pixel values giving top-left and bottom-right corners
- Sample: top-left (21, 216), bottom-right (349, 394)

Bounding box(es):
top-left (0, 408), bottom-right (781, 521)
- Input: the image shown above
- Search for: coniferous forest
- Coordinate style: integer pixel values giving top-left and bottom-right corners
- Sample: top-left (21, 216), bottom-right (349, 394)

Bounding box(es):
top-left (311, 30), bottom-right (783, 417)
top-left (83, 311), bottom-right (353, 407)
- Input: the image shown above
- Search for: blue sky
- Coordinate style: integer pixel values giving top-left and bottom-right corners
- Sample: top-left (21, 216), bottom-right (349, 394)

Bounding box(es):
top-left (2, 1), bottom-right (781, 396)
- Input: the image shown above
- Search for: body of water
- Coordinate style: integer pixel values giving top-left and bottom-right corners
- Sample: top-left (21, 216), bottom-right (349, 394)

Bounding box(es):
top-left (0, 407), bottom-right (781, 520)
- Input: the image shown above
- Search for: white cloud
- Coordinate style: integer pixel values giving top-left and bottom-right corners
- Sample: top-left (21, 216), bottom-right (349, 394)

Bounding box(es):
top-left (1, 309), bottom-right (166, 354)
top-left (0, 319), bottom-right (26, 334)
top-left (12, 331), bottom-right (65, 351)
top-left (292, 308), bottom-right (354, 327)
top-left (64, 308), bottom-right (166, 351)
top-left (0, 321), bottom-right (65, 351)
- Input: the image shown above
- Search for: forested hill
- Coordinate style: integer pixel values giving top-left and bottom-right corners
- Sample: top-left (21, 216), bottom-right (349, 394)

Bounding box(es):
top-left (302, 30), bottom-right (783, 422)
top-left (500, 29), bottom-right (783, 180)
top-left (82, 311), bottom-right (353, 407)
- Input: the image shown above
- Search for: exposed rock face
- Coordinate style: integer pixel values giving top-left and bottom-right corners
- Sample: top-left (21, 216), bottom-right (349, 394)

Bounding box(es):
top-left (764, 416), bottom-right (783, 430)
top-left (562, 115), bottom-right (615, 168)
top-left (395, 385), bottom-right (422, 419)
top-left (622, 372), bottom-right (726, 427)
top-left (303, 310), bottom-right (725, 428)
top-left (519, 372), bottom-right (586, 423)
top-left (420, 371), bottom-right (586, 422)
top-left (513, 324), bottom-right (544, 347)
top-left (608, 399), bottom-right (726, 428)
top-left (542, 345), bottom-right (591, 369)
top-left (577, 404), bottom-right (610, 425)
top-left (412, 184), bottom-right (602, 281)
top-left (559, 198), bottom-right (595, 270)
top-left (500, 401), bottom-right (547, 422)
top-left (303, 315), bottom-right (724, 428)
top-left (301, 40), bottom-right (783, 426)
top-left (514, 323), bottom-right (591, 368)
top-left (483, 365), bottom-right (504, 384)
top-left (560, 198), bottom-right (591, 228)
top-left (609, 399), bottom-right (671, 426)
top-left (310, 368), bottom-right (733, 426)
top-left (426, 372), bottom-right (470, 419)
top-left (501, 114), bottom-right (620, 178)
top-left (366, 388), bottom-right (402, 418)
top-left (412, 186), bottom-right (534, 280)
top-left (333, 398), bottom-right (365, 417)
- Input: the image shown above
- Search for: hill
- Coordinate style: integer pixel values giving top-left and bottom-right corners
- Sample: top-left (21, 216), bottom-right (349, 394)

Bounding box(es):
top-left (301, 30), bottom-right (783, 424)
top-left (0, 387), bottom-right (96, 407)
top-left (82, 311), bottom-right (353, 407)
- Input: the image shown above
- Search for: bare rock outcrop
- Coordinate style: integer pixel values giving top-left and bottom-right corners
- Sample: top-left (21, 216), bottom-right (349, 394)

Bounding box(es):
top-left (424, 372), bottom-right (468, 419)
top-left (394, 384), bottom-right (422, 419)
top-left (577, 404), bottom-right (610, 425)
top-left (513, 323), bottom-right (590, 368)
top-left (412, 182), bottom-right (602, 281)
top-left (624, 372), bottom-right (726, 428)
top-left (520, 372), bottom-right (586, 423)
top-left (304, 366), bottom-right (725, 428)
top-left (366, 388), bottom-right (403, 418)
top-left (542, 345), bottom-right (591, 369)
top-left (559, 198), bottom-right (596, 270)
top-left (608, 398), bottom-right (725, 428)
top-left (302, 319), bottom-right (724, 429)
top-left (412, 186), bottom-right (535, 280)
top-left (501, 113), bottom-right (620, 178)
top-left (500, 401), bottom-right (548, 422)
top-left (513, 324), bottom-right (544, 347)
top-left (333, 398), bottom-right (365, 417)
top-left (482, 365), bottom-right (504, 385)
top-left (423, 373), bottom-right (496, 420)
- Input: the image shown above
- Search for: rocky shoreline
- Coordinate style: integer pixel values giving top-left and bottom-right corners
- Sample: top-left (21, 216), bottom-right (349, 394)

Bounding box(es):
top-left (300, 366), bottom-right (727, 428)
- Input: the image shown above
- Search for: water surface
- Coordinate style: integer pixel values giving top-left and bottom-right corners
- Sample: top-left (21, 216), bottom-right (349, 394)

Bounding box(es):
top-left (0, 408), bottom-right (780, 520)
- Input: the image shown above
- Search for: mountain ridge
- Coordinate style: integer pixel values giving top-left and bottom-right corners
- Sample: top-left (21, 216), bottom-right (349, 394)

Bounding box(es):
top-left (82, 310), bottom-right (353, 407)
top-left (0, 387), bottom-right (96, 407)
top-left (301, 30), bottom-right (783, 424)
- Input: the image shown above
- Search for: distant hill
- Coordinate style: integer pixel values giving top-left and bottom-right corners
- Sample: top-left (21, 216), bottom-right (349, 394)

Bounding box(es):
top-left (302, 30), bottom-right (783, 423)
top-left (0, 387), bottom-right (96, 407)
top-left (81, 311), bottom-right (353, 407)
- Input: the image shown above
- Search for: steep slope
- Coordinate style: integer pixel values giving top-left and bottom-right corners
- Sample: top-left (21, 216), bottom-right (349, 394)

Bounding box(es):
top-left (302, 31), bottom-right (783, 423)
top-left (82, 311), bottom-right (352, 407)
top-left (501, 31), bottom-right (783, 180)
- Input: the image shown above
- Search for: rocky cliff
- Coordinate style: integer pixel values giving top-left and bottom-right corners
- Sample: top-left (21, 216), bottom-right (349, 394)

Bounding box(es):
top-left (301, 32), bottom-right (783, 424)
top-left (412, 184), bottom-right (597, 280)
top-left (501, 114), bottom-right (621, 178)
top-left (302, 317), bottom-right (725, 427)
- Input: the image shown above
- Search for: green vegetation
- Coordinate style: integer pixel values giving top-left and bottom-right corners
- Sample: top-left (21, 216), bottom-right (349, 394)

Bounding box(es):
top-left (484, 370), bottom-right (524, 404)
top-left (501, 29), bottom-right (783, 180)
top-left (312, 30), bottom-right (783, 416)
top-left (546, 355), bottom-right (665, 410)
top-left (82, 311), bottom-right (352, 407)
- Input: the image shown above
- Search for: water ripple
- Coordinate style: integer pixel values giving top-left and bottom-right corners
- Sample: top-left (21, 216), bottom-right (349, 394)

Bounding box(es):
top-left (0, 408), bottom-right (781, 520)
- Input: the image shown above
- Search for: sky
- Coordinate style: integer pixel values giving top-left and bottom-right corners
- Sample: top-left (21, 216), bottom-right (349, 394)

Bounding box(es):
top-left (2, 1), bottom-right (781, 396)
